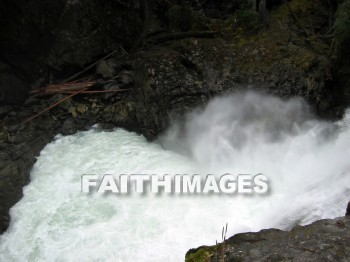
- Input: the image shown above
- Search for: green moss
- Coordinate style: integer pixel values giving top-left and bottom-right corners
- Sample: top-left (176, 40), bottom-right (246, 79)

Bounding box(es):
top-left (334, 0), bottom-right (350, 55)
top-left (185, 246), bottom-right (216, 262)
top-left (292, 50), bottom-right (315, 71)
top-left (237, 9), bottom-right (259, 32)
top-left (223, 9), bottom-right (258, 34)
top-left (272, 0), bottom-right (320, 23)
top-left (289, 0), bottom-right (316, 12)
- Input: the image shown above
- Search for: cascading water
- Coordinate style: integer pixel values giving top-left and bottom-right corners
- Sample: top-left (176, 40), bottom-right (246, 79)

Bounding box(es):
top-left (1, 92), bottom-right (349, 261)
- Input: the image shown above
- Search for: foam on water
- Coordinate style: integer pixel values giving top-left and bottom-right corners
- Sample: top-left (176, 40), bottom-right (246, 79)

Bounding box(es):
top-left (1, 92), bottom-right (350, 261)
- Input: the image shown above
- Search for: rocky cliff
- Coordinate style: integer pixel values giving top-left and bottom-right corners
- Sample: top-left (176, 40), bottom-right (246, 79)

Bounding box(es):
top-left (186, 214), bottom-right (350, 262)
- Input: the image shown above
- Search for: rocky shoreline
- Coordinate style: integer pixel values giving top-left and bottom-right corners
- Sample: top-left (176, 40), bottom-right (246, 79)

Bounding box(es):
top-left (1, 0), bottom-right (350, 259)
top-left (186, 213), bottom-right (350, 262)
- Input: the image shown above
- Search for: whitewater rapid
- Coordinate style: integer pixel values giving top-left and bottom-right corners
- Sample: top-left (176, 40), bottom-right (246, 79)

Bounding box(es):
top-left (1, 92), bottom-right (350, 261)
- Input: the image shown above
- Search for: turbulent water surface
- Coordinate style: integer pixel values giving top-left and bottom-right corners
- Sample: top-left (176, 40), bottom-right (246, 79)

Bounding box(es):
top-left (1, 92), bottom-right (350, 261)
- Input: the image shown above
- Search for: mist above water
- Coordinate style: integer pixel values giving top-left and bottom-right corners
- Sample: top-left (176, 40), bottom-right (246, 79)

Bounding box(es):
top-left (1, 92), bottom-right (349, 261)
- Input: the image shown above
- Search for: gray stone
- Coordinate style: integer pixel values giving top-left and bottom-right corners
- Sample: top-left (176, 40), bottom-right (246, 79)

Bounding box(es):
top-left (186, 216), bottom-right (350, 262)
top-left (61, 118), bottom-right (76, 136)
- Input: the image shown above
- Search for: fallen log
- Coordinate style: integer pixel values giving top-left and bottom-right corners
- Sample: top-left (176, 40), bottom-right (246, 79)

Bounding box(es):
top-left (30, 81), bottom-right (97, 94)
top-left (43, 89), bottom-right (131, 94)
top-left (144, 31), bottom-right (219, 45)
top-left (47, 82), bottom-right (96, 91)
top-left (61, 47), bottom-right (126, 84)
top-left (30, 78), bottom-right (118, 95)
top-left (22, 88), bottom-right (88, 125)
top-left (22, 88), bottom-right (131, 125)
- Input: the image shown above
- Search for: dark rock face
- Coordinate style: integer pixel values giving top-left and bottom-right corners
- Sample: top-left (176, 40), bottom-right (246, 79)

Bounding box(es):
top-left (0, 0), bottom-right (143, 105)
top-left (0, 131), bottom-right (54, 233)
top-left (346, 202), bottom-right (350, 216)
top-left (45, 0), bottom-right (143, 70)
top-left (0, 0), bottom-right (65, 104)
top-left (186, 216), bottom-right (350, 262)
top-left (61, 118), bottom-right (77, 136)
top-left (333, 0), bottom-right (350, 109)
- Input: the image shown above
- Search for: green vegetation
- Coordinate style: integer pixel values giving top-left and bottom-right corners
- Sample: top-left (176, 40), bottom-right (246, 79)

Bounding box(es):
top-left (168, 5), bottom-right (193, 32)
top-left (236, 9), bottom-right (259, 32)
top-left (185, 248), bottom-right (210, 262)
top-left (334, 0), bottom-right (350, 55)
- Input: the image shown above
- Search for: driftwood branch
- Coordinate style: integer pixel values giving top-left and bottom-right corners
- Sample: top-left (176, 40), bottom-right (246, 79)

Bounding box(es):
top-left (145, 31), bottom-right (218, 45)
top-left (62, 47), bottom-right (125, 84)
top-left (22, 88), bottom-right (88, 125)
top-left (319, 33), bottom-right (335, 40)
top-left (30, 78), bottom-right (119, 95)
top-left (22, 87), bottom-right (131, 125)
top-left (31, 82), bottom-right (96, 94)
top-left (43, 89), bottom-right (131, 94)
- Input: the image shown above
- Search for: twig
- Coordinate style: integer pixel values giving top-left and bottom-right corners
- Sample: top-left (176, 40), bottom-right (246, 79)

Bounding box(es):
top-left (43, 89), bottom-right (131, 94)
top-left (144, 31), bottom-right (218, 45)
top-left (48, 82), bottom-right (96, 91)
top-left (21, 88), bottom-right (88, 125)
top-left (61, 47), bottom-right (124, 84)
top-left (30, 79), bottom-right (117, 95)
top-left (308, 17), bottom-right (315, 35)
top-left (330, 37), bottom-right (335, 54)
top-left (221, 223), bottom-right (228, 262)
top-left (325, 23), bottom-right (335, 36)
top-left (319, 33), bottom-right (335, 40)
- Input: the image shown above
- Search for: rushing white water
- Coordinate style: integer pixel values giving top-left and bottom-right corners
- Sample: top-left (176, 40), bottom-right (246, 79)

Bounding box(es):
top-left (1, 92), bottom-right (350, 261)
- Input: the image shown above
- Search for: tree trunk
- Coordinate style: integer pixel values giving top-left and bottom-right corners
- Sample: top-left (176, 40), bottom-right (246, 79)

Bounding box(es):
top-left (258, 0), bottom-right (268, 29)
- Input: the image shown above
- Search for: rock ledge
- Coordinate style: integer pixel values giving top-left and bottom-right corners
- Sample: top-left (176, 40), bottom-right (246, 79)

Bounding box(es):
top-left (186, 215), bottom-right (350, 262)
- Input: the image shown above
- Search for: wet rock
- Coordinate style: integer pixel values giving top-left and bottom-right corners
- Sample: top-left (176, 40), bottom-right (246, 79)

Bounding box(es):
top-left (186, 216), bottom-right (350, 262)
top-left (102, 82), bottom-right (120, 100)
top-left (0, 69), bottom-right (30, 105)
top-left (61, 118), bottom-right (76, 135)
top-left (10, 129), bottom-right (43, 145)
top-left (68, 106), bottom-right (78, 118)
top-left (0, 129), bottom-right (53, 233)
top-left (24, 96), bottom-right (39, 106)
top-left (119, 71), bottom-right (134, 87)
top-left (6, 124), bottom-right (20, 133)
top-left (48, 94), bottom-right (66, 104)
top-left (8, 144), bottom-right (31, 160)
top-left (96, 60), bottom-right (114, 78)
top-left (76, 104), bottom-right (87, 114)
top-left (98, 122), bottom-right (114, 131)
top-left (96, 59), bottom-right (124, 78)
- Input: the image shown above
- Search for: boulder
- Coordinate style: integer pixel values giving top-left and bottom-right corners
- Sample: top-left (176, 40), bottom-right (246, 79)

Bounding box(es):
top-left (186, 216), bottom-right (350, 262)
top-left (61, 118), bottom-right (77, 136)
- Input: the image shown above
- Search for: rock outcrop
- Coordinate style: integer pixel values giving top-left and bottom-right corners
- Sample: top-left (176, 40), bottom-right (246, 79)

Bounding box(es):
top-left (0, 0), bottom-right (144, 105)
top-left (186, 215), bottom-right (350, 262)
